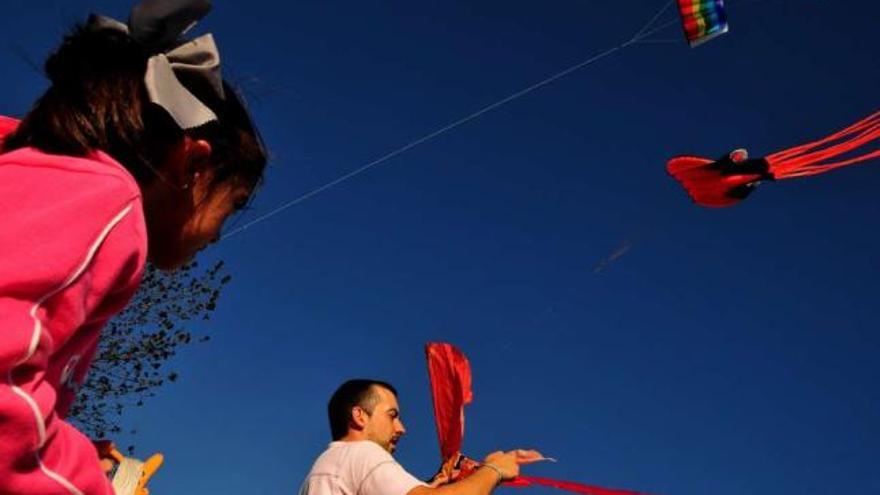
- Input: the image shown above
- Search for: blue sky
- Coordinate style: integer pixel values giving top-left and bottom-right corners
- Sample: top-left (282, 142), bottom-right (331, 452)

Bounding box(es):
top-left (2, 0), bottom-right (879, 494)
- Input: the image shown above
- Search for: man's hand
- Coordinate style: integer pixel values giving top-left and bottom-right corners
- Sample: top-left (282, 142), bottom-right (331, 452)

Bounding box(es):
top-left (482, 451), bottom-right (521, 481)
top-left (413, 448), bottom-right (549, 495)
top-left (511, 449), bottom-right (555, 465)
top-left (427, 470), bottom-right (450, 488)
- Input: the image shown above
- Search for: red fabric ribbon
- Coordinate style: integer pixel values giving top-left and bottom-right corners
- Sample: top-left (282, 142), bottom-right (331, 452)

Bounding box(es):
top-left (426, 342), bottom-right (472, 460)
top-left (508, 476), bottom-right (644, 495)
top-left (767, 110), bottom-right (880, 178)
top-left (425, 342), bottom-right (648, 495)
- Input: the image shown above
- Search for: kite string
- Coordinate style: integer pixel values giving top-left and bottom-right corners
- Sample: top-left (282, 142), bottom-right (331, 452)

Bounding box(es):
top-left (221, 4), bottom-right (681, 240)
top-left (221, 43), bottom-right (627, 239)
top-left (631, 18), bottom-right (681, 43)
top-left (633, 0), bottom-right (675, 40)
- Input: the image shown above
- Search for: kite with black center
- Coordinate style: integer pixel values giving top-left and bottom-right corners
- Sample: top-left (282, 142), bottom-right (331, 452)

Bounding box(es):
top-left (667, 110), bottom-right (880, 207)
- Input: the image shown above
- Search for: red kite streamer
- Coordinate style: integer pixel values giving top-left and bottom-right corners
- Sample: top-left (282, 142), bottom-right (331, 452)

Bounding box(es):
top-left (426, 342), bottom-right (473, 461)
top-left (425, 342), bottom-right (649, 495)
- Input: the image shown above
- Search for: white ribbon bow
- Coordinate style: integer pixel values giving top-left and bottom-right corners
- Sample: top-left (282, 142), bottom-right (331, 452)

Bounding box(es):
top-left (88, 0), bottom-right (224, 129)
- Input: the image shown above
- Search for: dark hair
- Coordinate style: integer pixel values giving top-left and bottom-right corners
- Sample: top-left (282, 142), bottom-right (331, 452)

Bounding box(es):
top-left (328, 379), bottom-right (398, 441)
top-left (3, 21), bottom-right (266, 190)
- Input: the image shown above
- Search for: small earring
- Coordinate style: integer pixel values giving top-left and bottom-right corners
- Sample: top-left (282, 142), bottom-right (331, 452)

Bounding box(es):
top-left (181, 183), bottom-right (191, 190)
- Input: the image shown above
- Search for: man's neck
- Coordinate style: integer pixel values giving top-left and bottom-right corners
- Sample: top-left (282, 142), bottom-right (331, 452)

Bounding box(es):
top-left (338, 431), bottom-right (367, 443)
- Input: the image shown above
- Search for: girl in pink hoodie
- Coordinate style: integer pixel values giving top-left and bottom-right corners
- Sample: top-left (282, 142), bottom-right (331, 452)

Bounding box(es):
top-left (0, 1), bottom-right (267, 493)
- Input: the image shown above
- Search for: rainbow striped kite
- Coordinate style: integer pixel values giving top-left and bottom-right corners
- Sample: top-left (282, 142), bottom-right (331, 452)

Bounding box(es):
top-left (677, 0), bottom-right (728, 47)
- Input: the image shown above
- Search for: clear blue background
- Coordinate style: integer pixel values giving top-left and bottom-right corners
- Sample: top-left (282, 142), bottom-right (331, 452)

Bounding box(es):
top-left (2, 1), bottom-right (878, 494)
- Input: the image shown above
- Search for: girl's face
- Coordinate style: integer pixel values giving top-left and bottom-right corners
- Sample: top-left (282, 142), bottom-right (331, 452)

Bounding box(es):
top-left (144, 138), bottom-right (252, 270)
top-left (177, 175), bottom-right (251, 262)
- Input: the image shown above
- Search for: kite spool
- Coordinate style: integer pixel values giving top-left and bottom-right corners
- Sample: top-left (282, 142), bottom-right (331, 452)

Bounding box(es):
top-left (103, 446), bottom-right (164, 495)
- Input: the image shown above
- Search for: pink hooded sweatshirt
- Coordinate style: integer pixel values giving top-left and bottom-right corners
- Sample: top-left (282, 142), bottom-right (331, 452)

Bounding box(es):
top-left (0, 116), bottom-right (147, 494)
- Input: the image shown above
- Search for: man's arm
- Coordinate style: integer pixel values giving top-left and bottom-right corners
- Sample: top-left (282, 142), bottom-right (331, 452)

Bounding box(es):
top-left (408, 451), bottom-right (521, 495)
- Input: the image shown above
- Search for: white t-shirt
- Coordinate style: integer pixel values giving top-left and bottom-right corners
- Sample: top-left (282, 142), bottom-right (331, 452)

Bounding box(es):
top-left (300, 441), bottom-right (427, 495)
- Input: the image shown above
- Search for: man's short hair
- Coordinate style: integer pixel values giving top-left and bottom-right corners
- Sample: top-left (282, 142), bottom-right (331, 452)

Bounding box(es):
top-left (328, 379), bottom-right (398, 440)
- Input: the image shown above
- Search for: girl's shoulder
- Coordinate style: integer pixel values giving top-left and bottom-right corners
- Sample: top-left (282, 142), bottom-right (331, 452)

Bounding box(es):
top-left (0, 145), bottom-right (147, 266)
top-left (0, 145), bottom-right (148, 313)
top-left (0, 146), bottom-right (142, 204)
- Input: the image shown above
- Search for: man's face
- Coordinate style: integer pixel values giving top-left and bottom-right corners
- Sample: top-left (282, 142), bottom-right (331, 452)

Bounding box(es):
top-left (361, 386), bottom-right (406, 453)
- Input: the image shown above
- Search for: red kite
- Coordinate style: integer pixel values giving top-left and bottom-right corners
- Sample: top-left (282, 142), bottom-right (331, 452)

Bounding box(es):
top-left (668, 110), bottom-right (880, 207)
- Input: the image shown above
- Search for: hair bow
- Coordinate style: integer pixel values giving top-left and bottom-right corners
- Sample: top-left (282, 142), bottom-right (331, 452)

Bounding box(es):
top-left (88, 0), bottom-right (224, 130)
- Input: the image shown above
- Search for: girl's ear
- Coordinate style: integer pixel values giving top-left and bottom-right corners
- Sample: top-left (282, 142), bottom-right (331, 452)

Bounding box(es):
top-left (185, 138), bottom-right (213, 175)
top-left (163, 137), bottom-right (213, 189)
top-left (183, 138), bottom-right (213, 192)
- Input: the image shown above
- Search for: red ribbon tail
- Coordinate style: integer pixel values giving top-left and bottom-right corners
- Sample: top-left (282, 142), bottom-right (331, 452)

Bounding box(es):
top-left (504, 476), bottom-right (647, 495)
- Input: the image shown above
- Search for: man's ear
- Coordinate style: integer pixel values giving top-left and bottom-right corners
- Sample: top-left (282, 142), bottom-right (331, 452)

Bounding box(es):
top-left (350, 406), bottom-right (368, 430)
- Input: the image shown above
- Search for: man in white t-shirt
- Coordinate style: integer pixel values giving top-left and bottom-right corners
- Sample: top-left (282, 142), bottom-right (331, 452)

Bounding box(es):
top-left (300, 379), bottom-right (524, 495)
